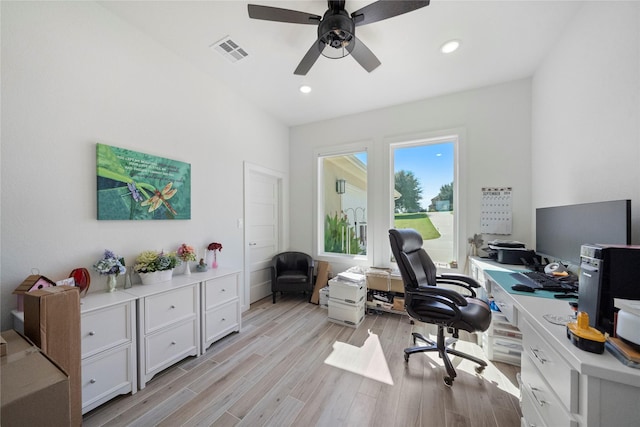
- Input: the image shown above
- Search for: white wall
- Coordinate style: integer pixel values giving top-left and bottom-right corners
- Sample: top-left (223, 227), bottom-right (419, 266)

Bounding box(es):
top-left (532, 1), bottom-right (640, 244)
top-left (0, 2), bottom-right (289, 329)
top-left (290, 79), bottom-right (533, 272)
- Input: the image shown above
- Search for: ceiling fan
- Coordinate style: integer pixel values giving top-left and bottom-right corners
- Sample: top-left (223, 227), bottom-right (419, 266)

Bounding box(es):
top-left (248, 0), bottom-right (430, 75)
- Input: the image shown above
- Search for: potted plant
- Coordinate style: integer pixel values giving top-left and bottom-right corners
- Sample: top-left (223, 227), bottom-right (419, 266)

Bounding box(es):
top-left (134, 250), bottom-right (180, 285)
top-left (177, 243), bottom-right (197, 275)
top-left (93, 249), bottom-right (126, 293)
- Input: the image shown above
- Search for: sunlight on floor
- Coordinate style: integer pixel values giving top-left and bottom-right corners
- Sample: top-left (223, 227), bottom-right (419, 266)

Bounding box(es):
top-left (324, 330), bottom-right (394, 385)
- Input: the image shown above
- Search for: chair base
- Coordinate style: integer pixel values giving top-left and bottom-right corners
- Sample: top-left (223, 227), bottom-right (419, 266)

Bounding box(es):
top-left (404, 327), bottom-right (487, 386)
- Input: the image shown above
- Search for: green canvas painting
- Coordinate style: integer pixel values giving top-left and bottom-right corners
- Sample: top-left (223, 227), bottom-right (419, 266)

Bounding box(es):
top-left (97, 143), bottom-right (191, 220)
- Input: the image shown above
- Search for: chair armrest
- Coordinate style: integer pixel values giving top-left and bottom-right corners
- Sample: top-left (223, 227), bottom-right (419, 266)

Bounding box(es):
top-left (407, 285), bottom-right (468, 307)
top-left (436, 273), bottom-right (481, 298)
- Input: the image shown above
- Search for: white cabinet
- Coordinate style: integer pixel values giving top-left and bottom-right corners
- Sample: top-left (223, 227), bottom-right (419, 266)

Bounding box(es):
top-left (201, 271), bottom-right (241, 353)
top-left (80, 292), bottom-right (137, 414)
top-left (126, 277), bottom-right (200, 389)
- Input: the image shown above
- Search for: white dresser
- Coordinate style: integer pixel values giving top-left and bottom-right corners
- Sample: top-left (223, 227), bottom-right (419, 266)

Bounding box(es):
top-left (201, 270), bottom-right (241, 353)
top-left (125, 275), bottom-right (201, 389)
top-left (79, 291), bottom-right (137, 414)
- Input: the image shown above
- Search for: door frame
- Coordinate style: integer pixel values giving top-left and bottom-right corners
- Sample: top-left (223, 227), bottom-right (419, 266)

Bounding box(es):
top-left (243, 161), bottom-right (288, 312)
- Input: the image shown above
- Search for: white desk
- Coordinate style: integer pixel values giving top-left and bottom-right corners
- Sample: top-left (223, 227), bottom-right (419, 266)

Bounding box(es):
top-left (472, 257), bottom-right (640, 427)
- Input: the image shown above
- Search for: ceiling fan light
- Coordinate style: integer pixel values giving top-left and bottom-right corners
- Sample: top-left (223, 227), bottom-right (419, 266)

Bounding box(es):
top-left (299, 85), bottom-right (312, 94)
top-left (441, 40), bottom-right (461, 54)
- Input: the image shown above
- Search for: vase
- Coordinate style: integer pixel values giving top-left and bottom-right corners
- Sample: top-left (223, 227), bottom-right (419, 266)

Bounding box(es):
top-left (139, 269), bottom-right (174, 285)
top-left (184, 261), bottom-right (191, 275)
top-left (106, 274), bottom-right (117, 293)
top-left (212, 251), bottom-right (218, 269)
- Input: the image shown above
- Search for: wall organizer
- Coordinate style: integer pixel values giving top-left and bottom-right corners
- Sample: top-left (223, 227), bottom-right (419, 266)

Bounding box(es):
top-left (96, 143), bottom-right (191, 220)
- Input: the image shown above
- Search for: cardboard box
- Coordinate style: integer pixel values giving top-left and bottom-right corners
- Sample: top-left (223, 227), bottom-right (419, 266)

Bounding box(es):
top-left (1, 329), bottom-right (71, 426)
top-left (24, 286), bottom-right (81, 426)
top-left (328, 278), bottom-right (366, 304)
top-left (328, 299), bottom-right (365, 328)
top-left (392, 297), bottom-right (405, 311)
top-left (366, 268), bottom-right (405, 293)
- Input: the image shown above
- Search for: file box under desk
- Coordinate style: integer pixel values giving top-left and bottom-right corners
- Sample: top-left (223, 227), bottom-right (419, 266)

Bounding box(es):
top-left (328, 278), bottom-right (366, 304)
top-left (328, 299), bottom-right (365, 328)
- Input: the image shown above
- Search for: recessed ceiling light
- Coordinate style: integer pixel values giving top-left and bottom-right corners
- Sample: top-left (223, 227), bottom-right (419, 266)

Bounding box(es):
top-left (440, 40), bottom-right (461, 54)
top-left (299, 85), bottom-right (312, 94)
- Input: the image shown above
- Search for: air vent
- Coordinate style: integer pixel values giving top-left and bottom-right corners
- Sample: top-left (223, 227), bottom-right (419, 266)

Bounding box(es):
top-left (211, 36), bottom-right (249, 63)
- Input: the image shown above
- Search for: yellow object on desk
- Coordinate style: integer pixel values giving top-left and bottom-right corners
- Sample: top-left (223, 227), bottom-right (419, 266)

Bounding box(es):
top-left (566, 311), bottom-right (606, 353)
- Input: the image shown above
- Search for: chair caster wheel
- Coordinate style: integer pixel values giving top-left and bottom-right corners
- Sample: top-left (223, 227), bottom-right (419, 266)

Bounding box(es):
top-left (475, 365), bottom-right (485, 374)
top-left (444, 376), bottom-right (453, 387)
top-left (404, 353), bottom-right (409, 362)
top-left (410, 320), bottom-right (415, 325)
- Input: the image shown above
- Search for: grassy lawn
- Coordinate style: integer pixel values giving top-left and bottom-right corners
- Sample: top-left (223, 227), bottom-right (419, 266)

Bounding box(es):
top-left (394, 212), bottom-right (441, 240)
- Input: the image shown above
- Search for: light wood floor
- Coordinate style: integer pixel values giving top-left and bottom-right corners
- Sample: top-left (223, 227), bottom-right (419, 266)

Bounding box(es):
top-left (83, 295), bottom-right (522, 427)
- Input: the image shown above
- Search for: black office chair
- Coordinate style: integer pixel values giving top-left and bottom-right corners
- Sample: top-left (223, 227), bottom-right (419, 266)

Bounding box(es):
top-left (270, 251), bottom-right (314, 303)
top-left (389, 228), bottom-right (491, 386)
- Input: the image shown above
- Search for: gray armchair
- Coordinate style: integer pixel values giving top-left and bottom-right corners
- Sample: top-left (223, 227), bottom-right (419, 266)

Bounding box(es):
top-left (271, 252), bottom-right (314, 303)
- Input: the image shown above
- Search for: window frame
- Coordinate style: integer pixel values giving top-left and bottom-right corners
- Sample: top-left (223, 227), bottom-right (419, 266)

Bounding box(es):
top-left (314, 142), bottom-right (371, 265)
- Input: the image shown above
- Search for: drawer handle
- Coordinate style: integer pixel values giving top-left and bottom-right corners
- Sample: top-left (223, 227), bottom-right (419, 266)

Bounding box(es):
top-left (90, 378), bottom-right (97, 384)
top-left (221, 288), bottom-right (226, 292)
top-left (530, 347), bottom-right (548, 364)
top-left (171, 341), bottom-right (177, 345)
top-left (89, 331), bottom-right (96, 336)
top-left (221, 317), bottom-right (226, 322)
top-left (530, 386), bottom-right (547, 406)
top-left (170, 305), bottom-right (176, 309)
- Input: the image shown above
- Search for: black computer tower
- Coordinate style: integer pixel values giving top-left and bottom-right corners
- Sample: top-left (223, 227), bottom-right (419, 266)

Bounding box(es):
top-left (579, 245), bottom-right (640, 334)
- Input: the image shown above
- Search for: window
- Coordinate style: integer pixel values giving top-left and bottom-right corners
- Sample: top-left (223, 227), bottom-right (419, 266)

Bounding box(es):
top-left (318, 151), bottom-right (367, 257)
top-left (392, 137), bottom-right (458, 268)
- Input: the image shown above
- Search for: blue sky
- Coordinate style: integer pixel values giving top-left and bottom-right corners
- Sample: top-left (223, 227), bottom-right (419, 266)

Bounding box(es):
top-left (394, 142), bottom-right (454, 208)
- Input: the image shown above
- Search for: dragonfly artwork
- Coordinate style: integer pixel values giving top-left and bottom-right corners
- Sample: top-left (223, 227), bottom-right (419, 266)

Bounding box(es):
top-left (140, 182), bottom-right (178, 216)
top-left (97, 143), bottom-right (191, 220)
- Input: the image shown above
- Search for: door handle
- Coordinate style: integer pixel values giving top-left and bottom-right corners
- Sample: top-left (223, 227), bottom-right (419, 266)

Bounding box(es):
top-left (249, 242), bottom-right (257, 246)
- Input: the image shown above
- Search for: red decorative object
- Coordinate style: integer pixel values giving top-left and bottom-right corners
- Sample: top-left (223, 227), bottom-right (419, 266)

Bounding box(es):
top-left (70, 268), bottom-right (91, 297)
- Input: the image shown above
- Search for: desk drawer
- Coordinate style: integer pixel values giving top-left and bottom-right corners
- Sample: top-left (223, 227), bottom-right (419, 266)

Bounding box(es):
top-left (144, 285), bottom-right (197, 334)
top-left (81, 303), bottom-right (132, 358)
top-left (82, 344), bottom-right (133, 409)
top-left (521, 319), bottom-right (578, 413)
top-left (491, 281), bottom-right (517, 324)
top-left (521, 353), bottom-right (577, 427)
top-left (204, 275), bottom-right (238, 309)
top-left (144, 319), bottom-right (198, 374)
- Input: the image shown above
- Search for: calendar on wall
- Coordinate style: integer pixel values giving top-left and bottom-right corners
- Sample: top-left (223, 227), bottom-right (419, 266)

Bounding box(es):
top-left (480, 187), bottom-right (512, 235)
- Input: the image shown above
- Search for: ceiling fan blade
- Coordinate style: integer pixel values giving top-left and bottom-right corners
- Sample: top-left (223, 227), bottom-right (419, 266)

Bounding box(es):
top-left (294, 39), bottom-right (325, 75)
top-left (348, 37), bottom-right (381, 73)
top-left (351, 1), bottom-right (430, 26)
top-left (248, 4), bottom-right (321, 25)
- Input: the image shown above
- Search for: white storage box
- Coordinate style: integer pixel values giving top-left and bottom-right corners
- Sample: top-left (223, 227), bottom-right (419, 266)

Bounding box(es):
top-left (319, 286), bottom-right (330, 309)
top-left (328, 299), bottom-right (365, 328)
top-left (328, 278), bottom-right (366, 304)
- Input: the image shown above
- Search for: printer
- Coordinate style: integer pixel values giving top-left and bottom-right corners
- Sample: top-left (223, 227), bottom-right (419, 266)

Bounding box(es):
top-left (484, 240), bottom-right (538, 265)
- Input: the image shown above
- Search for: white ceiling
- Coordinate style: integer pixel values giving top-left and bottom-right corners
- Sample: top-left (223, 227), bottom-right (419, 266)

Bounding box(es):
top-left (99, 1), bottom-right (583, 127)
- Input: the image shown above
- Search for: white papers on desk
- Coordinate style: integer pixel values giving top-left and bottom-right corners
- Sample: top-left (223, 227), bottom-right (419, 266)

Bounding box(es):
top-left (481, 187), bottom-right (513, 235)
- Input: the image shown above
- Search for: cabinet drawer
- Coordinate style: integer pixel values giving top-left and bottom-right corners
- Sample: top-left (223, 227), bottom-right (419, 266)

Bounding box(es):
top-left (145, 319), bottom-right (198, 374)
top-left (82, 344), bottom-right (134, 409)
top-left (205, 300), bottom-right (239, 343)
top-left (491, 282), bottom-right (517, 324)
top-left (521, 353), bottom-right (577, 427)
top-left (521, 319), bottom-right (578, 413)
top-left (82, 303), bottom-right (131, 358)
top-left (204, 275), bottom-right (238, 309)
top-left (144, 286), bottom-right (197, 334)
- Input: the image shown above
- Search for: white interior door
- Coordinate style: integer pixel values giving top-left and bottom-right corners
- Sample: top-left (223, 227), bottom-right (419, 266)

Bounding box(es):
top-left (243, 163), bottom-right (283, 310)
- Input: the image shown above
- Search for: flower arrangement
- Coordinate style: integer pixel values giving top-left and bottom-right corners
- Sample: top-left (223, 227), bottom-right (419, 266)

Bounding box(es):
top-left (93, 250), bottom-right (126, 276)
top-left (177, 243), bottom-right (197, 262)
top-left (134, 250), bottom-right (180, 273)
top-left (207, 242), bottom-right (223, 268)
top-left (207, 242), bottom-right (223, 252)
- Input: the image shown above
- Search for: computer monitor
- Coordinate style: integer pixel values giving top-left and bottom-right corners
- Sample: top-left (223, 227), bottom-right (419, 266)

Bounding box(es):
top-left (535, 199), bottom-right (631, 267)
